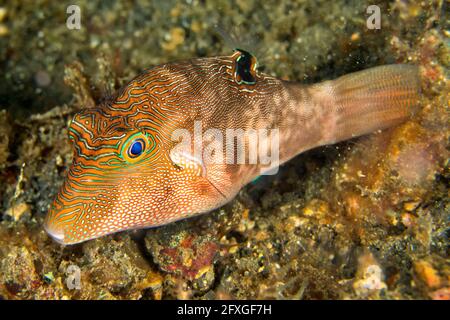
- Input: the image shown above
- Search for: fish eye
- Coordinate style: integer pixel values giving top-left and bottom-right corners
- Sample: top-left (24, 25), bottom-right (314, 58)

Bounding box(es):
top-left (121, 132), bottom-right (157, 163)
top-left (127, 138), bottom-right (145, 158)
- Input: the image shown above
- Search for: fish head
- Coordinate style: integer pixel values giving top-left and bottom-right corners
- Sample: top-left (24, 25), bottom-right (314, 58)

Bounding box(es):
top-left (44, 106), bottom-right (228, 245)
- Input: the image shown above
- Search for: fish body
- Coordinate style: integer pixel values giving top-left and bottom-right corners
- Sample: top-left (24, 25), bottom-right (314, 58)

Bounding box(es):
top-left (44, 50), bottom-right (420, 244)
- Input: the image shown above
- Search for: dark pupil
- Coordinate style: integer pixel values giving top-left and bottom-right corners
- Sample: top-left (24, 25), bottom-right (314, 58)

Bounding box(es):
top-left (129, 139), bottom-right (144, 157)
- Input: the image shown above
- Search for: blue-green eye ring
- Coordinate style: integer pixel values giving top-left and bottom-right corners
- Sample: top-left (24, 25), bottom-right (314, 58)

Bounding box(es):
top-left (120, 132), bottom-right (156, 163)
top-left (127, 138), bottom-right (146, 158)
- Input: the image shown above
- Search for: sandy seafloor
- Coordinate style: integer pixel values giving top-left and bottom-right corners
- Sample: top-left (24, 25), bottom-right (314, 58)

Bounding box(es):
top-left (0, 0), bottom-right (448, 299)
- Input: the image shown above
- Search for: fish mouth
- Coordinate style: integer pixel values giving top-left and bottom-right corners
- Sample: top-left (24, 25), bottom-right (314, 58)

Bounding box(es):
top-left (43, 211), bottom-right (105, 245)
top-left (43, 218), bottom-right (67, 245)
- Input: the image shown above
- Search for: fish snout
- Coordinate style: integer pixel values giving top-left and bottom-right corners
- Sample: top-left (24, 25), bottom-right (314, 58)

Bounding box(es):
top-left (43, 215), bottom-right (67, 244)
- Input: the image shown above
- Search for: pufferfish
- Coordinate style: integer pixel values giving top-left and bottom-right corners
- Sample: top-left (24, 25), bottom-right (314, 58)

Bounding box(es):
top-left (44, 49), bottom-right (420, 244)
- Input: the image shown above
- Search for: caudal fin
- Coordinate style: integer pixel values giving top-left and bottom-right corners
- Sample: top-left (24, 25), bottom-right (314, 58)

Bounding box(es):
top-left (324, 64), bottom-right (420, 144)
